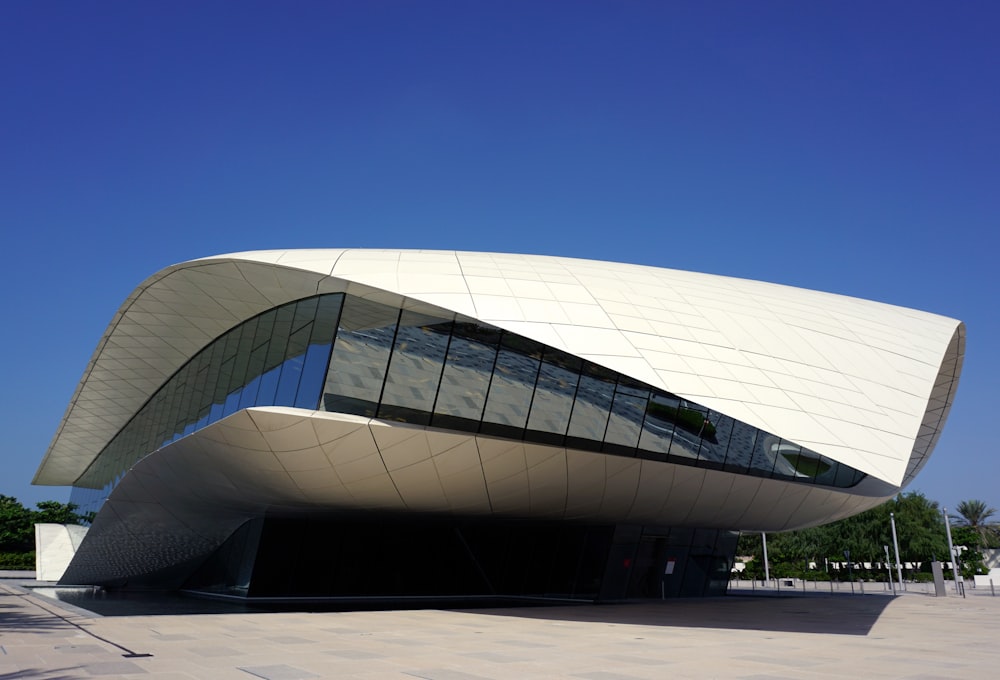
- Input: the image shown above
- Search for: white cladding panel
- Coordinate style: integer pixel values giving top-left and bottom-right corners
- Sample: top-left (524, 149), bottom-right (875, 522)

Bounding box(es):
top-left (36, 249), bottom-right (962, 488)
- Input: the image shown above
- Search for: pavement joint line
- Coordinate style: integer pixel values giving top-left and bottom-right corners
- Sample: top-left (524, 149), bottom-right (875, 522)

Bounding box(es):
top-left (0, 583), bottom-right (154, 659)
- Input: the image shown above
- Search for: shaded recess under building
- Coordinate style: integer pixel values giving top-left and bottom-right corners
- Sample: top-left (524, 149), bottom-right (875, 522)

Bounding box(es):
top-left (33, 250), bottom-right (964, 603)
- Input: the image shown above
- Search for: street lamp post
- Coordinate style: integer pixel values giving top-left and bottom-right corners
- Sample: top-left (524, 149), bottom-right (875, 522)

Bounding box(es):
top-left (761, 532), bottom-right (770, 586)
top-left (890, 512), bottom-right (905, 591)
top-left (844, 550), bottom-right (854, 595)
top-left (942, 507), bottom-right (962, 594)
top-left (884, 545), bottom-right (895, 595)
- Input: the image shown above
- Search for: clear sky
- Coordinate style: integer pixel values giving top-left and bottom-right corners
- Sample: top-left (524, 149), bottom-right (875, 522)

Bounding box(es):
top-left (2, 2), bottom-right (997, 517)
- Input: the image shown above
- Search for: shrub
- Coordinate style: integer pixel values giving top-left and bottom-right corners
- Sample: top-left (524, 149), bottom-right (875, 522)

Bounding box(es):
top-left (0, 551), bottom-right (35, 570)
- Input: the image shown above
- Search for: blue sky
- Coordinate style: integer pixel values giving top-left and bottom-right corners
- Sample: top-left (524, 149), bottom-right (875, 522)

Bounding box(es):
top-left (2, 1), bottom-right (997, 516)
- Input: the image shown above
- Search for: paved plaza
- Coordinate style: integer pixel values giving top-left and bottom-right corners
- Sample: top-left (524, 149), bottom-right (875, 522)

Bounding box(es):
top-left (2, 575), bottom-right (998, 679)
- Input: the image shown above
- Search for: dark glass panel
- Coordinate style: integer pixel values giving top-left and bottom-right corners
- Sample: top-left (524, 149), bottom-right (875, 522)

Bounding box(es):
top-left (226, 318), bottom-right (259, 410)
top-left (664, 400), bottom-right (707, 463)
top-left (566, 363), bottom-right (615, 444)
top-left (274, 322), bottom-right (313, 406)
top-left (238, 342), bottom-right (269, 409)
top-left (811, 455), bottom-right (839, 486)
top-left (212, 329), bottom-right (239, 407)
top-left (378, 310), bottom-right (453, 425)
top-left (263, 304), bottom-right (295, 375)
top-left (187, 351), bottom-right (212, 432)
top-left (295, 293), bottom-right (344, 409)
top-left (222, 383), bottom-right (243, 418)
top-left (312, 294), bottom-right (344, 343)
top-left (525, 348), bottom-right (581, 442)
top-left (254, 366), bottom-right (281, 408)
top-left (433, 321), bottom-right (500, 425)
top-left (722, 420), bottom-right (758, 474)
top-left (481, 332), bottom-right (543, 436)
top-left (770, 439), bottom-right (801, 481)
top-left (603, 377), bottom-right (648, 453)
top-left (322, 297), bottom-right (399, 417)
top-left (833, 461), bottom-right (855, 487)
top-left (294, 342), bottom-right (333, 409)
top-left (167, 363), bottom-right (192, 440)
top-left (638, 391), bottom-right (678, 459)
top-left (290, 296), bottom-right (319, 333)
top-left (699, 410), bottom-right (734, 469)
top-left (274, 355), bottom-right (305, 407)
top-left (292, 294), bottom-right (342, 410)
top-left (747, 431), bottom-right (778, 478)
top-left (252, 308), bottom-right (277, 353)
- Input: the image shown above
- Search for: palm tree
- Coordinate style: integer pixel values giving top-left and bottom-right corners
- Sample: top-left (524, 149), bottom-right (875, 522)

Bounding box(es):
top-left (952, 500), bottom-right (1000, 549)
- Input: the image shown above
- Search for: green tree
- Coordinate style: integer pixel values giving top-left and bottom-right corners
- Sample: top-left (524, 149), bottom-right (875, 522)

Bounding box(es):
top-left (34, 500), bottom-right (86, 526)
top-left (0, 496), bottom-right (87, 554)
top-left (951, 525), bottom-right (987, 577)
top-left (0, 496), bottom-right (35, 552)
top-left (952, 499), bottom-right (999, 549)
top-left (738, 491), bottom-right (950, 579)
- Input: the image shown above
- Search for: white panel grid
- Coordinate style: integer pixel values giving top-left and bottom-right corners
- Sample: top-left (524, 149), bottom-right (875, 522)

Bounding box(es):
top-left (38, 249), bottom-right (963, 490)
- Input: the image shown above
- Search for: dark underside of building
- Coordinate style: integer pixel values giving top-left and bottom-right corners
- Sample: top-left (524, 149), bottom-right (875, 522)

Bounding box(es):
top-left (184, 516), bottom-right (736, 603)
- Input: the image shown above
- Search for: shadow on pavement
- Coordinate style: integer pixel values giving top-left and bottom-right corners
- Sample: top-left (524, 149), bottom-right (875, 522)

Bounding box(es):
top-left (466, 593), bottom-right (896, 636)
top-left (24, 583), bottom-right (894, 636)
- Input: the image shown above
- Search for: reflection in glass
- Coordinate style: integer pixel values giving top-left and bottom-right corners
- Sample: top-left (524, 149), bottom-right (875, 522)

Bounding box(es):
top-left (379, 311), bottom-right (453, 425)
top-left (481, 333), bottom-right (543, 437)
top-left (433, 322), bottom-right (500, 431)
top-left (566, 364), bottom-right (615, 449)
top-left (322, 296), bottom-right (399, 417)
top-left (72, 289), bottom-right (871, 521)
top-left (604, 378), bottom-right (648, 454)
top-left (526, 348), bottom-right (581, 444)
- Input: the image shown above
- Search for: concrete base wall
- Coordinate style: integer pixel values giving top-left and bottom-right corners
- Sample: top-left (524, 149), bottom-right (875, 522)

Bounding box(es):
top-left (973, 568), bottom-right (1000, 588)
top-left (35, 524), bottom-right (88, 582)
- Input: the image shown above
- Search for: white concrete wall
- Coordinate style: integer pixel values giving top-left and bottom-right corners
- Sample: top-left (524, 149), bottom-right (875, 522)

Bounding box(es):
top-left (34, 523), bottom-right (88, 582)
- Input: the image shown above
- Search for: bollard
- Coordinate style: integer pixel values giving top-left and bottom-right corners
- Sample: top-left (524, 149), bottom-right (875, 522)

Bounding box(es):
top-left (829, 580), bottom-right (833, 594)
top-left (991, 579), bottom-right (995, 597)
top-left (860, 580), bottom-right (865, 595)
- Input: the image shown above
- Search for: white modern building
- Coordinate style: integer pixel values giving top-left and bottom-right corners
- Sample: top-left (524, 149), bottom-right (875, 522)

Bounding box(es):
top-left (34, 250), bottom-right (964, 601)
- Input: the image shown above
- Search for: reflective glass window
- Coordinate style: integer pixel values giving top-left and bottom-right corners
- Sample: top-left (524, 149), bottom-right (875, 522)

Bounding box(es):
top-left (603, 378), bottom-right (648, 455)
top-left (525, 348), bottom-right (581, 444)
top-left (274, 319), bottom-right (314, 406)
top-left (481, 333), bottom-right (543, 437)
top-left (238, 342), bottom-right (269, 410)
top-left (223, 318), bottom-right (258, 417)
top-left (722, 420), bottom-right (757, 473)
top-left (771, 439), bottom-right (804, 482)
top-left (433, 321), bottom-right (500, 432)
top-left (747, 431), bottom-right (779, 477)
top-left (257, 305), bottom-right (295, 406)
top-left (322, 296), bottom-right (399, 417)
top-left (638, 391), bottom-right (678, 458)
top-left (663, 400), bottom-right (704, 462)
top-left (379, 310), bottom-right (453, 425)
top-left (566, 363), bottom-right (615, 450)
top-left (698, 410), bottom-right (733, 468)
top-left (72, 291), bottom-right (873, 508)
top-left (293, 293), bottom-right (342, 409)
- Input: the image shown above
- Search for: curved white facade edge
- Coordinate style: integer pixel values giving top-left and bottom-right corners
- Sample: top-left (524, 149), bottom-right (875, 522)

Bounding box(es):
top-left (36, 249), bottom-right (964, 489)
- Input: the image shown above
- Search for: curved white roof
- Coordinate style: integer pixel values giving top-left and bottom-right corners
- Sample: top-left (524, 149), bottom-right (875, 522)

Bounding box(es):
top-left (35, 249), bottom-right (963, 488)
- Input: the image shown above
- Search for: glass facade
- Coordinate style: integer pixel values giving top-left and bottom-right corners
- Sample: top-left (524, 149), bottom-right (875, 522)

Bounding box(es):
top-left (71, 292), bottom-right (867, 517)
